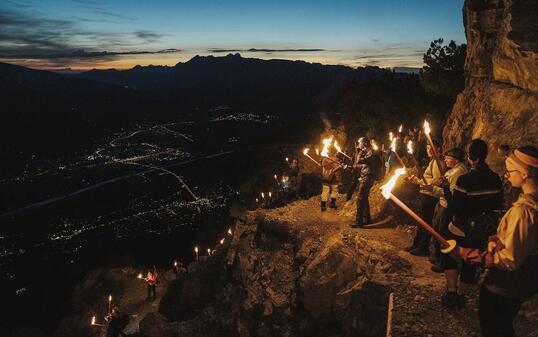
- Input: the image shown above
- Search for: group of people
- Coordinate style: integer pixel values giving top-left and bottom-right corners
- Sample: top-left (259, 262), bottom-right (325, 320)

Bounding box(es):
top-left (317, 129), bottom-right (537, 336)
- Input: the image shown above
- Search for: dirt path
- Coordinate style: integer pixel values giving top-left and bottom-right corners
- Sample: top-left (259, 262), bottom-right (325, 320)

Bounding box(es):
top-left (260, 194), bottom-right (537, 336)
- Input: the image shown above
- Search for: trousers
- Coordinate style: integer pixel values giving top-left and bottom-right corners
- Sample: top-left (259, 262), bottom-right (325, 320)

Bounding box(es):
top-left (355, 179), bottom-right (373, 223)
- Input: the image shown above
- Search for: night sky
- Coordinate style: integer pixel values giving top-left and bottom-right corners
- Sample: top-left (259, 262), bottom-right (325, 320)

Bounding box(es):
top-left (0, 0), bottom-right (465, 70)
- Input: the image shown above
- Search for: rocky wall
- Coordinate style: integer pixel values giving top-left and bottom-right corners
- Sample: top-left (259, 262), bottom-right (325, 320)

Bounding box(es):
top-left (443, 0), bottom-right (538, 173)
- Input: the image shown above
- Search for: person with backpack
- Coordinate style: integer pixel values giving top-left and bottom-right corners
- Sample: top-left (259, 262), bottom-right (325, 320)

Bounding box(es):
top-left (350, 137), bottom-right (382, 228)
top-left (443, 139), bottom-right (503, 309)
top-left (144, 267), bottom-right (159, 301)
top-left (447, 145), bottom-right (538, 336)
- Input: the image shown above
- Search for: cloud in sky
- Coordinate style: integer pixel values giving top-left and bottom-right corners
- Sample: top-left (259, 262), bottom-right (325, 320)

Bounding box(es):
top-left (0, 1), bottom-right (464, 69)
top-left (208, 48), bottom-right (327, 53)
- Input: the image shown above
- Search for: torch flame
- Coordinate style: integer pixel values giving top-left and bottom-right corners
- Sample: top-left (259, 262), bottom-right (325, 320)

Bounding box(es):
top-left (391, 137), bottom-right (397, 152)
top-left (108, 295), bottom-right (112, 302)
top-left (407, 140), bottom-right (413, 155)
top-left (274, 174), bottom-right (277, 179)
top-left (220, 238), bottom-right (225, 245)
top-left (268, 191), bottom-right (272, 197)
top-left (320, 137), bottom-right (333, 157)
top-left (91, 316), bottom-right (96, 325)
top-left (315, 148), bottom-right (319, 156)
top-left (371, 139), bottom-right (379, 151)
top-left (207, 248), bottom-right (211, 255)
top-left (389, 132), bottom-right (394, 141)
top-left (303, 148), bottom-right (309, 155)
top-left (228, 228), bottom-right (232, 235)
top-left (285, 157), bottom-right (289, 162)
top-left (381, 168), bottom-right (406, 199)
top-left (255, 198), bottom-right (259, 203)
top-left (194, 246), bottom-right (198, 253)
top-left (423, 120), bottom-right (431, 135)
top-left (399, 124), bottom-right (403, 133)
top-left (261, 192), bottom-right (265, 199)
top-left (138, 273), bottom-right (142, 279)
top-left (174, 261), bottom-right (178, 266)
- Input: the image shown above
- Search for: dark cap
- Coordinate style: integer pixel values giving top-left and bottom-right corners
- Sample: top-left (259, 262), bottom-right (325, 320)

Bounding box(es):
top-left (444, 147), bottom-right (465, 161)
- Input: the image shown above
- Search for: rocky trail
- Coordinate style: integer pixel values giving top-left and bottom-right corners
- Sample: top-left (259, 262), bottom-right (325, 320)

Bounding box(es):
top-left (59, 183), bottom-right (538, 337)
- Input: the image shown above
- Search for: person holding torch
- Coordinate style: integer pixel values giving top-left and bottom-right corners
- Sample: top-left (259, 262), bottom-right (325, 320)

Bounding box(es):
top-left (320, 145), bottom-right (342, 211)
top-left (447, 146), bottom-right (538, 337)
top-left (443, 139), bottom-right (503, 309)
top-left (405, 139), bottom-right (445, 256)
top-left (143, 266), bottom-right (159, 301)
top-left (349, 137), bottom-right (383, 228)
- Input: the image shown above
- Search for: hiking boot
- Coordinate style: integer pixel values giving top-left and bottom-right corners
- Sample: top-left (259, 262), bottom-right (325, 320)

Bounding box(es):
top-left (409, 247), bottom-right (429, 256)
top-left (321, 201), bottom-right (327, 212)
top-left (330, 198), bottom-right (337, 209)
top-left (441, 291), bottom-right (459, 309)
top-left (349, 221), bottom-right (364, 228)
top-left (431, 263), bottom-right (444, 273)
top-left (456, 294), bottom-right (467, 309)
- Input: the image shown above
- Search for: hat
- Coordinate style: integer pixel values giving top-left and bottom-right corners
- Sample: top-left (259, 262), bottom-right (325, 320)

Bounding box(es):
top-left (444, 147), bottom-right (465, 161)
top-left (507, 146), bottom-right (538, 177)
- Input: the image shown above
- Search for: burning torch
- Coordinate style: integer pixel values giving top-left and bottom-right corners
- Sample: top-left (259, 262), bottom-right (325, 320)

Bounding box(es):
top-left (390, 137), bottom-right (406, 168)
top-left (303, 148), bottom-right (321, 166)
top-left (380, 168), bottom-right (456, 252)
top-left (423, 120), bottom-right (446, 175)
top-left (91, 315), bottom-right (105, 327)
top-left (407, 140), bottom-right (427, 184)
top-left (334, 140), bottom-right (352, 160)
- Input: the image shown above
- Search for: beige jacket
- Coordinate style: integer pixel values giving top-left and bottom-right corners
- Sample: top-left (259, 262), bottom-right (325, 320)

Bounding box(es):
top-left (493, 192), bottom-right (538, 271)
top-left (431, 162), bottom-right (469, 208)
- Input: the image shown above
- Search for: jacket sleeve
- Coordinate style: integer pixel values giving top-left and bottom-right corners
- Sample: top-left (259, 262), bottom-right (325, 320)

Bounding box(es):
top-left (494, 207), bottom-right (536, 271)
top-left (451, 176), bottom-right (469, 227)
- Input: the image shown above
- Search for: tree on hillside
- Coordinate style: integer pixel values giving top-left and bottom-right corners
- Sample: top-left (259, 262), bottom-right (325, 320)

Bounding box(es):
top-left (420, 38), bottom-right (466, 98)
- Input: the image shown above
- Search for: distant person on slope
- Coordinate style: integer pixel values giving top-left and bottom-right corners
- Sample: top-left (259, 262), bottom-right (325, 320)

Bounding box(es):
top-left (106, 307), bottom-right (129, 337)
top-left (144, 267), bottom-right (158, 301)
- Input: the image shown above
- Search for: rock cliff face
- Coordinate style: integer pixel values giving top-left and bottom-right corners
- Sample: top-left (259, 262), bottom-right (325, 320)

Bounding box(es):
top-left (443, 0), bottom-right (538, 173)
top-left (143, 190), bottom-right (421, 337)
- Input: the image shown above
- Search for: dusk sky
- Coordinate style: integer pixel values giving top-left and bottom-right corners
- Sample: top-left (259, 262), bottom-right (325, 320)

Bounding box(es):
top-left (0, 0), bottom-right (465, 70)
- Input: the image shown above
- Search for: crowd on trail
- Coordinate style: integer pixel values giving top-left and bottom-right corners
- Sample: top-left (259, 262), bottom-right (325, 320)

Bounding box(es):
top-left (296, 124), bottom-right (537, 337)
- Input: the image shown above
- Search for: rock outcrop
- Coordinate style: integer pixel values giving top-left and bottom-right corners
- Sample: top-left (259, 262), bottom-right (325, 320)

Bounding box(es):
top-left (443, 0), bottom-right (538, 173)
top-left (145, 206), bottom-right (410, 337)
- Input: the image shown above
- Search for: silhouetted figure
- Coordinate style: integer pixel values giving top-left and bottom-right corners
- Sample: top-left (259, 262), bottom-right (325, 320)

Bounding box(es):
top-left (106, 307), bottom-right (129, 337)
top-left (288, 159), bottom-right (300, 190)
top-left (350, 137), bottom-right (382, 228)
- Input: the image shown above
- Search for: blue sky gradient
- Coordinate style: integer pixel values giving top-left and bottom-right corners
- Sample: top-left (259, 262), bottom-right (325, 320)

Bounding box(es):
top-left (0, 0), bottom-right (465, 69)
